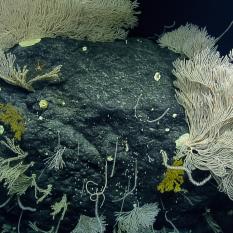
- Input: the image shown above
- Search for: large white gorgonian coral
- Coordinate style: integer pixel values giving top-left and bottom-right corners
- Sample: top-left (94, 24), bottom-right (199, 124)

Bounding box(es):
top-left (0, 0), bottom-right (139, 50)
top-left (157, 23), bottom-right (217, 58)
top-left (158, 22), bottom-right (233, 200)
top-left (172, 49), bottom-right (233, 200)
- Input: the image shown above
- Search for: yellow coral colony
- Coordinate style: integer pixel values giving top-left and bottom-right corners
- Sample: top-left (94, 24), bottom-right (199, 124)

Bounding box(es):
top-left (0, 103), bottom-right (26, 141)
top-left (157, 159), bottom-right (185, 193)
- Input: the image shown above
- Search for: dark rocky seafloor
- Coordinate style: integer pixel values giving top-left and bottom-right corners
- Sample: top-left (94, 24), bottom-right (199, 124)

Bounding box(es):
top-left (0, 37), bottom-right (232, 233)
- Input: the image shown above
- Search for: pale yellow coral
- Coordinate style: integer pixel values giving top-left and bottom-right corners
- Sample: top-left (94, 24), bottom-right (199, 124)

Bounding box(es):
top-left (157, 159), bottom-right (184, 193)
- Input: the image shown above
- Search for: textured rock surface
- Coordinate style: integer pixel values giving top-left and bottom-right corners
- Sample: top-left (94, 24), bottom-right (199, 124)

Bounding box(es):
top-left (0, 37), bottom-right (232, 232)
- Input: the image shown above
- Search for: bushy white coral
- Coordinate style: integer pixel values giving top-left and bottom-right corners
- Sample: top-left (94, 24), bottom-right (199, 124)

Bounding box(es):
top-left (157, 23), bottom-right (217, 58)
top-left (0, 0), bottom-right (139, 50)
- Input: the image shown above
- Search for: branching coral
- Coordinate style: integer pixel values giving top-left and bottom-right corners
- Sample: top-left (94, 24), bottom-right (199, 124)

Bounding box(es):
top-left (0, 50), bottom-right (62, 91)
top-left (0, 137), bottom-right (52, 198)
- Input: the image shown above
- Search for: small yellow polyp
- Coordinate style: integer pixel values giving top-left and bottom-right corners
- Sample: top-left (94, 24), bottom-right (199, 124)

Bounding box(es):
top-left (19, 38), bottom-right (41, 47)
top-left (39, 100), bottom-right (48, 110)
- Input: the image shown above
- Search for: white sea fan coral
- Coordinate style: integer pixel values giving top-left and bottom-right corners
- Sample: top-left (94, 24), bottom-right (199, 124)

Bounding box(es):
top-left (172, 48), bottom-right (233, 200)
top-left (157, 23), bottom-right (217, 58)
top-left (115, 203), bottom-right (160, 233)
top-left (0, 0), bottom-right (139, 50)
top-left (71, 215), bottom-right (106, 233)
